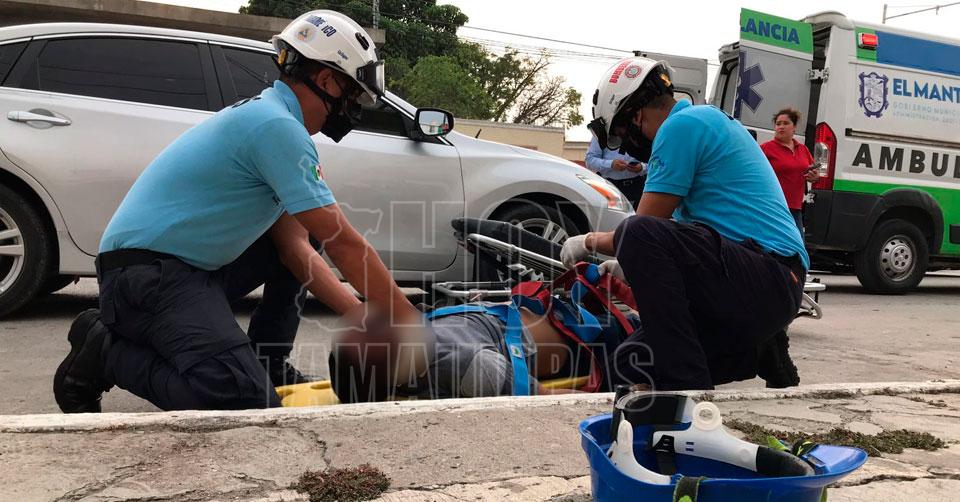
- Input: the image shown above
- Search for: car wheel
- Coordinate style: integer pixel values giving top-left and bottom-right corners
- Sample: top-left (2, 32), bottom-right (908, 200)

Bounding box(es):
top-left (0, 185), bottom-right (54, 317)
top-left (854, 219), bottom-right (928, 294)
top-left (474, 202), bottom-right (580, 281)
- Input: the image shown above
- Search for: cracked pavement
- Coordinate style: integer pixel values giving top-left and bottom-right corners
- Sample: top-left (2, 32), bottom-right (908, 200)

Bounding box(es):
top-left (2, 385), bottom-right (959, 501)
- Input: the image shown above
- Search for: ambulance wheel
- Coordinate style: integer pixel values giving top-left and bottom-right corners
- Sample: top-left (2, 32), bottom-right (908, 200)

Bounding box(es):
top-left (475, 202), bottom-right (579, 281)
top-left (854, 219), bottom-right (927, 294)
top-left (0, 185), bottom-right (54, 317)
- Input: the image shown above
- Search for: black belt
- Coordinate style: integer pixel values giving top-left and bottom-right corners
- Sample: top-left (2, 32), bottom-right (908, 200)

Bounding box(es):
top-left (96, 249), bottom-right (178, 273)
top-left (604, 175), bottom-right (645, 187)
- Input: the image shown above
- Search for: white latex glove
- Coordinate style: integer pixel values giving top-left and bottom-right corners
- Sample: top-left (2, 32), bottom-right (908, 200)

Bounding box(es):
top-left (598, 259), bottom-right (626, 281)
top-left (560, 234), bottom-right (590, 269)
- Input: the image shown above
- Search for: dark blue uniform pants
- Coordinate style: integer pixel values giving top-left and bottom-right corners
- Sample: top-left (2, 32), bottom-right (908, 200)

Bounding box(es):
top-left (613, 216), bottom-right (802, 390)
top-left (96, 235), bottom-right (307, 410)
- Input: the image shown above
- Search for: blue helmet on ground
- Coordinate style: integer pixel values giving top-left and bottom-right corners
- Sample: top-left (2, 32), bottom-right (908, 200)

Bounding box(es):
top-left (580, 391), bottom-right (867, 502)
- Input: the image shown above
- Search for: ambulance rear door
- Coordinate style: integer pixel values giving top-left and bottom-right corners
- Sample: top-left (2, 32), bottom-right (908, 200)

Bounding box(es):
top-left (732, 8), bottom-right (815, 143)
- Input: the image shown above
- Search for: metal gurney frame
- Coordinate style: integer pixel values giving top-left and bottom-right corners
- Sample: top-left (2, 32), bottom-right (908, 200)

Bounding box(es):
top-left (432, 218), bottom-right (823, 319)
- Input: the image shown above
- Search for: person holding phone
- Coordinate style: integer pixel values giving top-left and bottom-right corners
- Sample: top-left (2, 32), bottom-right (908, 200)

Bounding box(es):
top-left (585, 136), bottom-right (646, 208)
top-left (760, 108), bottom-right (819, 235)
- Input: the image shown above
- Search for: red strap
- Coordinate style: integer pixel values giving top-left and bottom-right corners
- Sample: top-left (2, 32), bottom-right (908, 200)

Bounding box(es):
top-left (555, 262), bottom-right (638, 336)
top-left (547, 316), bottom-right (603, 393)
top-left (599, 274), bottom-right (637, 310)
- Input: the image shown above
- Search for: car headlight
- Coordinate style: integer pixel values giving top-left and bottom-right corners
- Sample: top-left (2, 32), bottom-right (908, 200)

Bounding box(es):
top-left (576, 174), bottom-right (632, 212)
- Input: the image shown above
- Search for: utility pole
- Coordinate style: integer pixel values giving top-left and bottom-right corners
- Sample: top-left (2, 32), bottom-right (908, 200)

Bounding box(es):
top-left (372, 0), bottom-right (380, 29)
top-left (883, 1), bottom-right (960, 23)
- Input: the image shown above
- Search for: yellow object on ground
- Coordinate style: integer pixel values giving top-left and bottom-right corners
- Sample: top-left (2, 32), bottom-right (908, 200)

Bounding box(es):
top-left (540, 375), bottom-right (590, 390)
top-left (276, 374), bottom-right (591, 408)
top-left (276, 380), bottom-right (340, 407)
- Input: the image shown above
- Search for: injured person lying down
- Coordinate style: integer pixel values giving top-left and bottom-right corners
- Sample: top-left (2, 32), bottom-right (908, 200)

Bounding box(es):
top-left (328, 270), bottom-right (802, 404)
top-left (328, 293), bottom-right (647, 403)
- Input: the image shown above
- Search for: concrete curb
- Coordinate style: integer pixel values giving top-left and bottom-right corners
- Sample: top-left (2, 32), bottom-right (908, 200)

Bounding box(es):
top-left (6, 379), bottom-right (959, 433)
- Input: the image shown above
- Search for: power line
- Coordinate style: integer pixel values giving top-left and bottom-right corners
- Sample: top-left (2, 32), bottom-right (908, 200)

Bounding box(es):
top-left (302, 2), bottom-right (721, 68)
top-left (460, 25), bottom-right (633, 54)
top-left (346, 1), bottom-right (636, 55)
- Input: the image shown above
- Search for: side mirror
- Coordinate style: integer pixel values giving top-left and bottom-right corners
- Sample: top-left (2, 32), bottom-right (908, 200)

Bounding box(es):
top-left (414, 108), bottom-right (454, 139)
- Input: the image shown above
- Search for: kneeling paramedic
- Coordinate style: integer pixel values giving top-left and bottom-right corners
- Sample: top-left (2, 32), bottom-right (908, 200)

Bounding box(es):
top-left (53, 11), bottom-right (425, 412)
top-left (562, 57), bottom-right (807, 391)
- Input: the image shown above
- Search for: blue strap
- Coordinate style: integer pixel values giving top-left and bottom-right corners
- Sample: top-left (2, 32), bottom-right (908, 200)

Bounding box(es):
top-left (552, 297), bottom-right (602, 343)
top-left (583, 263), bottom-right (601, 285)
top-left (424, 301), bottom-right (530, 396)
top-left (505, 297), bottom-right (531, 396)
top-left (426, 304), bottom-right (502, 321)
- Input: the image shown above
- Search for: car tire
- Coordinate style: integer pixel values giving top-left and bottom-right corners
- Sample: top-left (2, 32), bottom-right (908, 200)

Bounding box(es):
top-left (854, 219), bottom-right (928, 295)
top-left (474, 202), bottom-right (580, 281)
top-left (0, 185), bottom-right (54, 317)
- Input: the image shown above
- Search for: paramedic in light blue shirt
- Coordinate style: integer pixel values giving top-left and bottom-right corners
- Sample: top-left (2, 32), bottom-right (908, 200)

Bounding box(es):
top-left (53, 11), bottom-right (429, 413)
top-left (584, 137), bottom-right (646, 207)
top-left (562, 57), bottom-right (806, 391)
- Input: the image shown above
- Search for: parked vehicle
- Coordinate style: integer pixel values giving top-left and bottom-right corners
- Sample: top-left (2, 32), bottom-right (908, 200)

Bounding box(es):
top-left (0, 23), bottom-right (634, 316)
top-left (710, 9), bottom-right (960, 293)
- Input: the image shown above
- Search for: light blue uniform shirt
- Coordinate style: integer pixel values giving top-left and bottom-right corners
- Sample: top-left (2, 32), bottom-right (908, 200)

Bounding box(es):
top-left (644, 101), bottom-right (809, 269)
top-left (100, 81), bottom-right (336, 270)
top-left (584, 137), bottom-right (644, 181)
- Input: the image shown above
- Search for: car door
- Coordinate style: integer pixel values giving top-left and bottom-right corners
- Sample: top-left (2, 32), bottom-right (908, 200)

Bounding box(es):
top-left (0, 34), bottom-right (221, 256)
top-left (210, 45), bottom-right (465, 278)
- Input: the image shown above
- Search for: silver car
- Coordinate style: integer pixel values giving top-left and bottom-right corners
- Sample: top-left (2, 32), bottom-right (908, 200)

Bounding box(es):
top-left (0, 23), bottom-right (632, 316)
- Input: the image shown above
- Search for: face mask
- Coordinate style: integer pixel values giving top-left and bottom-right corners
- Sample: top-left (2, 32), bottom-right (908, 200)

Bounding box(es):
top-left (619, 122), bottom-right (653, 162)
top-left (320, 109), bottom-right (356, 143)
top-left (302, 75), bottom-right (361, 143)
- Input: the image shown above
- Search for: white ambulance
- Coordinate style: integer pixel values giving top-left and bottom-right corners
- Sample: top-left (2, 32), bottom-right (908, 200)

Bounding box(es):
top-left (709, 9), bottom-right (960, 293)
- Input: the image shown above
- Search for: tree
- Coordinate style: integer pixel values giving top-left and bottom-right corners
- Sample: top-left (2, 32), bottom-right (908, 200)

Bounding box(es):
top-left (398, 56), bottom-right (494, 119)
top-left (241, 0), bottom-right (468, 86)
top-left (454, 44), bottom-right (583, 127)
top-left (240, 0), bottom-right (582, 127)
top-left (511, 76), bottom-right (583, 127)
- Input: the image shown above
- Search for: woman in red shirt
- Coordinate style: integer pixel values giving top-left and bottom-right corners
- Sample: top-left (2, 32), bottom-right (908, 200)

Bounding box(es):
top-left (760, 107), bottom-right (819, 235)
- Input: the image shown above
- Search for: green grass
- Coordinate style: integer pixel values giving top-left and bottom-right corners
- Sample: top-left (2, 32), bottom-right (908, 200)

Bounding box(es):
top-left (726, 419), bottom-right (945, 457)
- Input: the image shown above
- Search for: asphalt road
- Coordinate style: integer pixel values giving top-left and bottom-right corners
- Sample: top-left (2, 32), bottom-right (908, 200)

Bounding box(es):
top-left (2, 273), bottom-right (959, 415)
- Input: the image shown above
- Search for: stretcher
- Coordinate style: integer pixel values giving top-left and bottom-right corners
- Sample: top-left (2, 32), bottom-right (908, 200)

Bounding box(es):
top-left (275, 374), bottom-right (591, 407)
top-left (433, 218), bottom-right (824, 319)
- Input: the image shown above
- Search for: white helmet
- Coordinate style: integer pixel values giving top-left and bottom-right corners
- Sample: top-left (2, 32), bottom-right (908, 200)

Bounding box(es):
top-left (272, 10), bottom-right (384, 106)
top-left (587, 57), bottom-right (674, 151)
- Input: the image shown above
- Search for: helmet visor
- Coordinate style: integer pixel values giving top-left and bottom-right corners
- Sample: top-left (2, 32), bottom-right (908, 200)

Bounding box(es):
top-left (356, 59), bottom-right (385, 105)
top-left (587, 117), bottom-right (621, 151)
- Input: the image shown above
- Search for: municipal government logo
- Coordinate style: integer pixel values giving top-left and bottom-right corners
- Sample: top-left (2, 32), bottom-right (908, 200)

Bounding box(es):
top-left (296, 26), bottom-right (313, 42)
top-left (858, 71), bottom-right (889, 118)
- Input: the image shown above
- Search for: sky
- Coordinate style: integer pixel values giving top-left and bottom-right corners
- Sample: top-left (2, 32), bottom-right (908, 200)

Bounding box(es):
top-left (151, 0), bottom-right (959, 140)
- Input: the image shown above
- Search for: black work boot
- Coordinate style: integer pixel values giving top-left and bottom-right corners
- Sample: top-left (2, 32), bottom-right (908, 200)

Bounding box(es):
top-left (267, 357), bottom-right (311, 387)
top-left (53, 309), bottom-right (113, 413)
top-left (757, 330), bottom-right (801, 389)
